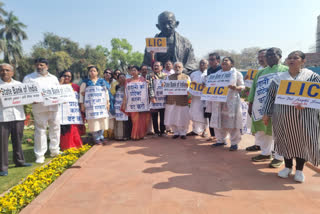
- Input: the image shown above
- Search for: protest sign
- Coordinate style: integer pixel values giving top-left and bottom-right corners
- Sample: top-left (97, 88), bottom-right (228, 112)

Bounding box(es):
top-left (42, 84), bottom-right (77, 106)
top-left (163, 80), bottom-right (188, 95)
top-left (150, 79), bottom-right (166, 109)
top-left (0, 82), bottom-right (43, 107)
top-left (59, 84), bottom-right (78, 103)
top-left (206, 71), bottom-right (233, 87)
top-left (126, 82), bottom-right (149, 112)
top-left (244, 69), bottom-right (259, 88)
top-left (252, 73), bottom-right (277, 121)
top-left (60, 92), bottom-right (83, 125)
top-left (84, 86), bottom-right (109, 120)
top-left (189, 82), bottom-right (204, 96)
top-left (200, 86), bottom-right (229, 102)
top-left (241, 102), bottom-right (251, 134)
top-left (146, 38), bottom-right (167, 53)
top-left (275, 80), bottom-right (320, 109)
top-left (114, 88), bottom-right (128, 121)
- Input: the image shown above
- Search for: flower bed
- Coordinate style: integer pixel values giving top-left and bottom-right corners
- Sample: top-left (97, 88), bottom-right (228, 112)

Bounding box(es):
top-left (0, 145), bottom-right (91, 214)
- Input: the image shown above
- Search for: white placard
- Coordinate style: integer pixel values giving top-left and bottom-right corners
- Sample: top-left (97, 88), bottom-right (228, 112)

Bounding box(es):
top-left (0, 82), bottom-right (43, 107)
top-left (114, 88), bottom-right (128, 121)
top-left (60, 91), bottom-right (83, 125)
top-left (42, 84), bottom-right (76, 106)
top-left (126, 82), bottom-right (149, 112)
top-left (188, 82), bottom-right (204, 96)
top-left (163, 80), bottom-right (188, 95)
top-left (206, 71), bottom-right (233, 87)
top-left (252, 73), bottom-right (277, 121)
top-left (84, 86), bottom-right (109, 120)
top-left (241, 102), bottom-right (251, 134)
top-left (150, 79), bottom-right (166, 109)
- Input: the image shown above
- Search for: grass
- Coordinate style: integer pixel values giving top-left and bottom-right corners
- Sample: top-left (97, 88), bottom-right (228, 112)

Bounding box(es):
top-left (0, 129), bottom-right (53, 194)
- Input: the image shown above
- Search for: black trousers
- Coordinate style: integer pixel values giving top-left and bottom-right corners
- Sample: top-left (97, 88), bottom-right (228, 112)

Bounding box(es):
top-left (0, 120), bottom-right (25, 172)
top-left (151, 109), bottom-right (165, 134)
top-left (206, 113), bottom-right (215, 137)
top-left (284, 157), bottom-right (305, 171)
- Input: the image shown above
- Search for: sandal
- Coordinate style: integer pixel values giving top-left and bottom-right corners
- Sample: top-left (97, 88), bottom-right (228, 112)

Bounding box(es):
top-left (246, 145), bottom-right (261, 151)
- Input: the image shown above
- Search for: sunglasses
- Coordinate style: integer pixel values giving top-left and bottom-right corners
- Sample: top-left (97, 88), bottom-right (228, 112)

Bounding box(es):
top-left (63, 75), bottom-right (71, 78)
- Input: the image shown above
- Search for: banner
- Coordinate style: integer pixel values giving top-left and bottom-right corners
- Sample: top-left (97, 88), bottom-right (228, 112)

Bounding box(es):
top-left (42, 84), bottom-right (76, 106)
top-left (146, 38), bottom-right (167, 53)
top-left (275, 80), bottom-right (320, 109)
top-left (244, 69), bottom-right (259, 88)
top-left (189, 82), bottom-right (204, 96)
top-left (252, 73), bottom-right (277, 121)
top-left (114, 88), bottom-right (128, 121)
top-left (84, 86), bottom-right (109, 120)
top-left (206, 71), bottom-right (233, 87)
top-left (60, 92), bottom-right (83, 125)
top-left (126, 82), bottom-right (149, 112)
top-left (0, 82), bottom-right (43, 107)
top-left (150, 79), bottom-right (166, 109)
top-left (163, 80), bottom-right (188, 95)
top-left (200, 86), bottom-right (229, 102)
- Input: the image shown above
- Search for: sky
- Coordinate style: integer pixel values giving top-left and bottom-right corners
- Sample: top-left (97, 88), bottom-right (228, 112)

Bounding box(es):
top-left (3, 0), bottom-right (320, 59)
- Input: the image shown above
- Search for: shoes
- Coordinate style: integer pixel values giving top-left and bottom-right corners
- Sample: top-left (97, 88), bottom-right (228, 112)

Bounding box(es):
top-left (0, 171), bottom-right (8, 176)
top-left (15, 163), bottom-right (32, 167)
top-left (186, 131), bottom-right (198, 136)
top-left (294, 170), bottom-right (305, 183)
top-left (147, 132), bottom-right (155, 135)
top-left (207, 137), bottom-right (217, 142)
top-left (278, 168), bottom-right (293, 178)
top-left (50, 151), bottom-right (62, 157)
top-left (211, 142), bottom-right (226, 147)
top-left (35, 157), bottom-right (45, 164)
top-left (246, 145), bottom-right (261, 151)
top-left (180, 135), bottom-right (187, 139)
top-left (229, 144), bottom-right (238, 151)
top-left (269, 159), bottom-right (284, 168)
top-left (158, 133), bottom-right (163, 137)
top-left (201, 132), bottom-right (208, 138)
top-left (172, 135), bottom-right (179, 139)
top-left (251, 154), bottom-right (272, 162)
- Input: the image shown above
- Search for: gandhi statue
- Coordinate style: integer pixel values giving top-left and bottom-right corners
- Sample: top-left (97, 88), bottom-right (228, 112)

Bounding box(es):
top-left (143, 11), bottom-right (197, 75)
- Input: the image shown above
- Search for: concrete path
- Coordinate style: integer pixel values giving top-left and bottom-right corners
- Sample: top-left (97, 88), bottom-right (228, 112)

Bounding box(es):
top-left (21, 134), bottom-right (320, 214)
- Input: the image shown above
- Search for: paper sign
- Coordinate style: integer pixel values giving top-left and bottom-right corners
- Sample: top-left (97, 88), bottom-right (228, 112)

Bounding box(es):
top-left (200, 86), bottom-right (229, 102)
top-left (146, 38), bottom-right (167, 53)
top-left (0, 82), bottom-right (43, 107)
top-left (163, 80), bottom-right (188, 95)
top-left (84, 86), bottom-right (109, 120)
top-left (114, 88), bottom-right (128, 121)
top-left (189, 82), bottom-right (204, 96)
top-left (126, 82), bottom-right (149, 112)
top-left (150, 79), bottom-right (166, 109)
top-left (206, 71), bottom-right (233, 87)
top-left (275, 80), bottom-right (320, 109)
top-left (241, 102), bottom-right (251, 134)
top-left (60, 92), bottom-right (83, 125)
top-left (244, 69), bottom-right (259, 88)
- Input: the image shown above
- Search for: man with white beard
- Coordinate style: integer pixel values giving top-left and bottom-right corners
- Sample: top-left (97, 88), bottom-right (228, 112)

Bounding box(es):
top-left (187, 59), bottom-right (208, 137)
top-left (164, 62), bottom-right (190, 139)
top-left (23, 58), bottom-right (61, 163)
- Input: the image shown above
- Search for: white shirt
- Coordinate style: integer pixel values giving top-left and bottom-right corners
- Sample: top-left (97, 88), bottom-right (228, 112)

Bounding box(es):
top-left (23, 71), bottom-right (60, 113)
top-left (163, 69), bottom-right (175, 76)
top-left (0, 78), bottom-right (26, 122)
top-left (190, 69), bottom-right (207, 83)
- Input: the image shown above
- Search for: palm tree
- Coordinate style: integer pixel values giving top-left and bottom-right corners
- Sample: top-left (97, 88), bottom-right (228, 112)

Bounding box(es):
top-left (0, 2), bottom-right (8, 25)
top-left (0, 11), bottom-right (27, 65)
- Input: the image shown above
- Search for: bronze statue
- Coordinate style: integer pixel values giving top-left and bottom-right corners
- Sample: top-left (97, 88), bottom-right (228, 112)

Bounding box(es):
top-left (143, 11), bottom-right (197, 75)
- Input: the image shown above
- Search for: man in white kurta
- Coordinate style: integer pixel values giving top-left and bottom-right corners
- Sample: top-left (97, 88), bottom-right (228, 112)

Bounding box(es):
top-left (0, 64), bottom-right (32, 176)
top-left (23, 58), bottom-right (60, 163)
top-left (187, 59), bottom-right (208, 136)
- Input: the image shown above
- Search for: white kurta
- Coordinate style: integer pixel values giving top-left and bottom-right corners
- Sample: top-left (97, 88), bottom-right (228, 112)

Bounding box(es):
top-left (164, 104), bottom-right (190, 135)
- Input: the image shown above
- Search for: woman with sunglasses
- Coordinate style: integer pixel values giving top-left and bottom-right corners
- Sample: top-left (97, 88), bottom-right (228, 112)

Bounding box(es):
top-left (58, 70), bottom-right (83, 150)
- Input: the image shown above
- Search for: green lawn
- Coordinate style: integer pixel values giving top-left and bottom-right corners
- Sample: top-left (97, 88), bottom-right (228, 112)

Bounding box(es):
top-left (0, 129), bottom-right (53, 194)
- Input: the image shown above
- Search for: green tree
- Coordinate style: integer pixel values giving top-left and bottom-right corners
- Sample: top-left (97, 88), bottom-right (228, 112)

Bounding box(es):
top-left (50, 51), bottom-right (73, 75)
top-left (0, 2), bottom-right (7, 25)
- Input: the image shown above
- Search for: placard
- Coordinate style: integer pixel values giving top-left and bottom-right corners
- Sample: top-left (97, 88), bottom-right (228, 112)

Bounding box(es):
top-left (244, 69), bottom-right (259, 88)
top-left (126, 82), bottom-right (149, 112)
top-left (241, 102), bottom-right (251, 134)
top-left (252, 73), bottom-right (277, 121)
top-left (163, 80), bottom-right (188, 95)
top-left (114, 88), bottom-right (128, 121)
top-left (275, 80), bottom-right (320, 109)
top-left (84, 86), bottom-right (109, 120)
top-left (0, 82), bottom-right (43, 107)
top-left (200, 86), bottom-right (229, 102)
top-left (189, 82), bottom-right (204, 96)
top-left (146, 38), bottom-right (167, 53)
top-left (60, 92), bottom-right (83, 125)
top-left (206, 71), bottom-right (232, 87)
top-left (150, 79), bottom-right (166, 109)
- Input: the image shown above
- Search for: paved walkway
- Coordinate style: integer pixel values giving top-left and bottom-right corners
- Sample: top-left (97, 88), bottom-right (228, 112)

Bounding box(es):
top-left (21, 134), bottom-right (320, 214)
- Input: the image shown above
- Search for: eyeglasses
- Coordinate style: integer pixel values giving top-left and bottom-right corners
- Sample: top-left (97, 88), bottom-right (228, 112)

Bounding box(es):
top-left (63, 75), bottom-right (71, 78)
top-left (104, 72), bottom-right (112, 75)
top-left (209, 58), bottom-right (217, 61)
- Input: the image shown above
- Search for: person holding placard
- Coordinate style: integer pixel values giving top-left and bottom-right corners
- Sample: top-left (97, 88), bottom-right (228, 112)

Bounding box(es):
top-left (103, 69), bottom-right (115, 139)
top-left (210, 57), bottom-right (244, 151)
top-left (121, 65), bottom-right (151, 140)
top-left (164, 62), bottom-right (190, 139)
top-left (114, 73), bottom-right (132, 140)
top-left (187, 59), bottom-right (208, 137)
top-left (80, 65), bottom-right (110, 145)
top-left (58, 70), bottom-right (83, 150)
top-left (23, 58), bottom-right (61, 164)
top-left (248, 48), bottom-right (288, 168)
top-left (262, 51), bottom-right (320, 183)
top-left (0, 63), bottom-right (32, 176)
